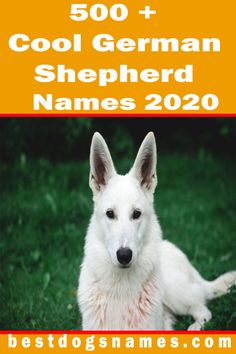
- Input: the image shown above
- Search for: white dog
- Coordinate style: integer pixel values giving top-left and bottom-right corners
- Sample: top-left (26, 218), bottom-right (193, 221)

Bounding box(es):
top-left (78, 132), bottom-right (236, 330)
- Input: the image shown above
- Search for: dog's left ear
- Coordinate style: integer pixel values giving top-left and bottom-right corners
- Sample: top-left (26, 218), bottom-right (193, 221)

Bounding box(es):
top-left (89, 132), bottom-right (116, 196)
top-left (129, 132), bottom-right (157, 198)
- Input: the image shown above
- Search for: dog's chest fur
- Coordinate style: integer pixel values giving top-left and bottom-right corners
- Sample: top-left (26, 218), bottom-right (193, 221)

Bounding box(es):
top-left (80, 271), bottom-right (163, 330)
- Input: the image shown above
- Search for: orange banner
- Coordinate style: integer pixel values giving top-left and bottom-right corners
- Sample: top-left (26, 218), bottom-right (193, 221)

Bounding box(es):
top-left (0, 332), bottom-right (235, 354)
top-left (1, 0), bottom-right (236, 115)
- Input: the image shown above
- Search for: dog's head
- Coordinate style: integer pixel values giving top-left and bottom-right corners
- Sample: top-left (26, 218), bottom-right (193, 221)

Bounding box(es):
top-left (89, 132), bottom-right (158, 268)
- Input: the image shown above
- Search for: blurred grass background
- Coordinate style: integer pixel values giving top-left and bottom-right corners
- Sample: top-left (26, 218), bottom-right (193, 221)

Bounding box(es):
top-left (0, 118), bottom-right (235, 330)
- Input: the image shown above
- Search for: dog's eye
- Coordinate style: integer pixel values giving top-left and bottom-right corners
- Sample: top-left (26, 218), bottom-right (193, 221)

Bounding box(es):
top-left (132, 209), bottom-right (142, 220)
top-left (106, 209), bottom-right (115, 219)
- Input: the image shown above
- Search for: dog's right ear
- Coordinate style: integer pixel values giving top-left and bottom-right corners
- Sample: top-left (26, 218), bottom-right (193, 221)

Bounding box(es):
top-left (89, 132), bottom-right (116, 196)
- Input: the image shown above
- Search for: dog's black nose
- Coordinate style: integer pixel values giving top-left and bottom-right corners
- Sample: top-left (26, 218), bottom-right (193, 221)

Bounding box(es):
top-left (117, 247), bottom-right (132, 266)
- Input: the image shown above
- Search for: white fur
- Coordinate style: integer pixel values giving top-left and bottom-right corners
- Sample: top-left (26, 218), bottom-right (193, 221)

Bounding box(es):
top-left (78, 132), bottom-right (236, 330)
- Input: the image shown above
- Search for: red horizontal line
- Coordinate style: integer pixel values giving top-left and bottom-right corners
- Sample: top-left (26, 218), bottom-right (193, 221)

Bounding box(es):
top-left (0, 114), bottom-right (235, 118)
top-left (0, 330), bottom-right (235, 335)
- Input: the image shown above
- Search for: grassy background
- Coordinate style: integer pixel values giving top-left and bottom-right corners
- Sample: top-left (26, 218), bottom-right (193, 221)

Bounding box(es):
top-left (0, 118), bottom-right (236, 330)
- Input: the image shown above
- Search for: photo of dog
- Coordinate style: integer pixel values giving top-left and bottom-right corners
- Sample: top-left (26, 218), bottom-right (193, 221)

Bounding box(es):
top-left (1, 118), bottom-right (235, 330)
top-left (78, 132), bottom-right (236, 330)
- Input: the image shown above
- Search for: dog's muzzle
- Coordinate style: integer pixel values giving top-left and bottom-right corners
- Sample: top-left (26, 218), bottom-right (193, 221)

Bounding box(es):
top-left (116, 247), bottom-right (132, 267)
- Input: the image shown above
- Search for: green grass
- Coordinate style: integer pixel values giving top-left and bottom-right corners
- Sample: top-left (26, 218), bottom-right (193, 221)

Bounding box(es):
top-left (0, 151), bottom-right (235, 330)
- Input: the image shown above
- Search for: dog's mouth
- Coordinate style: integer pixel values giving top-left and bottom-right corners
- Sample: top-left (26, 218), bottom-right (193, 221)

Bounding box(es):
top-left (118, 264), bottom-right (131, 269)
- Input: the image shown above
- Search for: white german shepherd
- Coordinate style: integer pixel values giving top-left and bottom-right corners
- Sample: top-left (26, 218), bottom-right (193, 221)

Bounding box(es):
top-left (78, 132), bottom-right (236, 330)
